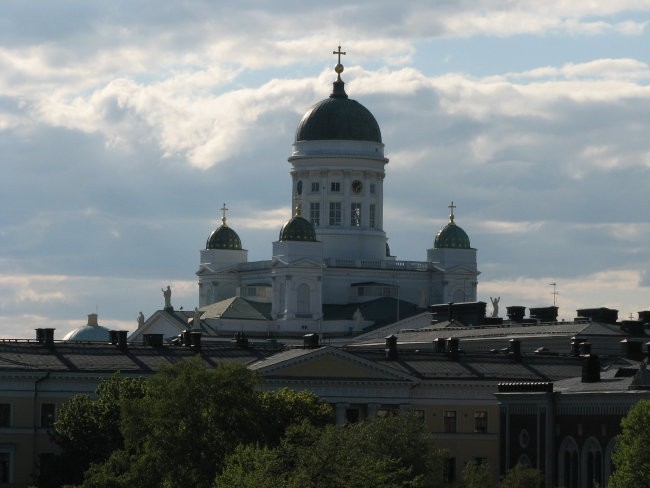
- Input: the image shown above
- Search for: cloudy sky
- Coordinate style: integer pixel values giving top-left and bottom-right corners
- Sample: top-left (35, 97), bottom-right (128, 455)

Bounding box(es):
top-left (1, 1), bottom-right (649, 338)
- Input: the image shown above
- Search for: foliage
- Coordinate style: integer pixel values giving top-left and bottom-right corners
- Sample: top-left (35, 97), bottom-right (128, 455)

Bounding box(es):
top-left (215, 414), bottom-right (447, 488)
top-left (76, 358), bottom-right (333, 488)
top-left (499, 464), bottom-right (543, 488)
top-left (608, 399), bottom-right (650, 488)
top-left (461, 460), bottom-right (496, 488)
top-left (36, 374), bottom-right (147, 488)
top-left (258, 387), bottom-right (334, 445)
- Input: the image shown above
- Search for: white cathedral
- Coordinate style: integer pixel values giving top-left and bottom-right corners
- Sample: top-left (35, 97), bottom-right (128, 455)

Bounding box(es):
top-left (190, 53), bottom-right (479, 338)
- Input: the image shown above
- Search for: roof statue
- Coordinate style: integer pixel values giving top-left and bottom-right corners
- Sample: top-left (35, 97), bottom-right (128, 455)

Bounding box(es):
top-left (137, 311), bottom-right (145, 328)
top-left (490, 297), bottom-right (500, 318)
top-left (162, 285), bottom-right (172, 309)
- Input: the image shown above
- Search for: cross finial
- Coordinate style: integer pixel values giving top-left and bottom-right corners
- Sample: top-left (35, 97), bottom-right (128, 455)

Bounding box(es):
top-left (333, 45), bottom-right (346, 81)
top-left (448, 201), bottom-right (456, 223)
top-left (220, 203), bottom-right (229, 226)
top-left (333, 45), bottom-right (346, 65)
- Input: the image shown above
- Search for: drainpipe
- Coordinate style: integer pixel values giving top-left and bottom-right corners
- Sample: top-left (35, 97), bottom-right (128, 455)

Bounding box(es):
top-left (32, 371), bottom-right (50, 480)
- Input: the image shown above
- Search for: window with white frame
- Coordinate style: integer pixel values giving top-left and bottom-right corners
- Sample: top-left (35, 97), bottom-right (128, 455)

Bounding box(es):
top-left (310, 202), bottom-right (320, 226)
top-left (329, 202), bottom-right (341, 226)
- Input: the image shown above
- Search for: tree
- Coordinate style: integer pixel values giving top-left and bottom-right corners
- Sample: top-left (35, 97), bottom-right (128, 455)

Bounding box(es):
top-left (499, 464), bottom-right (543, 488)
top-left (36, 374), bottom-right (147, 488)
top-left (215, 414), bottom-right (448, 488)
top-left (608, 399), bottom-right (650, 488)
top-left (461, 460), bottom-right (496, 488)
top-left (79, 358), bottom-right (334, 488)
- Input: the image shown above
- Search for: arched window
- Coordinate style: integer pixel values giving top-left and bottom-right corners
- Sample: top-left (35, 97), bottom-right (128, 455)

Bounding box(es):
top-left (582, 437), bottom-right (603, 488)
top-left (297, 283), bottom-right (310, 314)
top-left (604, 437), bottom-right (617, 487)
top-left (558, 436), bottom-right (580, 488)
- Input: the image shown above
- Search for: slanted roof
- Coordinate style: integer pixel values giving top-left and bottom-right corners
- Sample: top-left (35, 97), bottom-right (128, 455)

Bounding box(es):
top-left (200, 297), bottom-right (272, 321)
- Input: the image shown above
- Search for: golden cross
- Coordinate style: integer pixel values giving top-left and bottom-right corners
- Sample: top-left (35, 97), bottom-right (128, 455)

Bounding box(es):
top-left (220, 203), bottom-right (228, 225)
top-left (333, 45), bottom-right (346, 65)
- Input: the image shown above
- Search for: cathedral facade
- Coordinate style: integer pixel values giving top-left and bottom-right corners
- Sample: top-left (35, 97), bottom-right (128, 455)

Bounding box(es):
top-left (196, 56), bottom-right (479, 337)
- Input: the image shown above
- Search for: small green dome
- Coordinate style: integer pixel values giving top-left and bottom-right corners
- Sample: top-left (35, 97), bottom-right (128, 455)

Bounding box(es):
top-left (206, 225), bottom-right (242, 250)
top-left (279, 216), bottom-right (317, 242)
top-left (434, 221), bottom-right (471, 249)
top-left (295, 80), bottom-right (382, 143)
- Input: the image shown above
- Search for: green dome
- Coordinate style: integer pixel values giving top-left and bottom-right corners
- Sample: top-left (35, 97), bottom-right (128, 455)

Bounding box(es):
top-left (279, 216), bottom-right (317, 242)
top-left (295, 80), bottom-right (382, 143)
top-left (434, 221), bottom-right (471, 249)
top-left (206, 225), bottom-right (242, 250)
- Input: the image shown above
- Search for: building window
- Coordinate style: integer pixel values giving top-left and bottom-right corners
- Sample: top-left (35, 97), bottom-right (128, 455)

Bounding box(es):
top-left (351, 202), bottom-right (361, 227)
top-left (443, 457), bottom-right (456, 483)
top-left (329, 202), bottom-right (341, 226)
top-left (443, 410), bottom-right (456, 433)
top-left (330, 181), bottom-right (340, 192)
top-left (370, 183), bottom-right (376, 194)
top-left (0, 404), bottom-right (10, 427)
top-left (0, 452), bottom-right (10, 483)
top-left (297, 283), bottom-right (310, 315)
top-left (40, 403), bottom-right (55, 428)
top-left (311, 181), bottom-right (320, 192)
top-left (369, 204), bottom-right (376, 228)
top-left (474, 411), bottom-right (488, 433)
top-left (310, 202), bottom-right (320, 226)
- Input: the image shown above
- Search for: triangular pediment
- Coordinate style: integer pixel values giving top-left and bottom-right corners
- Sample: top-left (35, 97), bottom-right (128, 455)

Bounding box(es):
top-left (128, 310), bottom-right (189, 342)
top-left (251, 346), bottom-right (418, 383)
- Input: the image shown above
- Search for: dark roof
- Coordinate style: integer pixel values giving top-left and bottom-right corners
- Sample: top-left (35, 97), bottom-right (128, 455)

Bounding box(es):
top-left (295, 80), bottom-right (382, 143)
top-left (279, 215), bottom-right (317, 242)
top-left (350, 349), bottom-right (587, 382)
top-left (434, 221), bottom-right (471, 249)
top-left (200, 297), bottom-right (272, 321)
top-left (206, 225), bottom-right (242, 250)
top-left (0, 341), bottom-right (276, 373)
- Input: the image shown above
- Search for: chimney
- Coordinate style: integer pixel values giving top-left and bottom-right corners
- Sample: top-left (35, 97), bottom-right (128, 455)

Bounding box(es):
top-left (445, 337), bottom-right (459, 360)
top-left (579, 342), bottom-right (592, 356)
top-left (35, 328), bottom-right (45, 343)
top-left (581, 354), bottom-right (601, 383)
top-left (507, 306), bottom-right (526, 323)
top-left (109, 330), bottom-right (119, 345)
top-left (116, 330), bottom-right (128, 352)
top-left (432, 337), bottom-right (446, 353)
top-left (190, 331), bottom-right (202, 352)
top-left (182, 329), bottom-right (192, 347)
top-left (385, 335), bottom-right (398, 360)
top-left (235, 331), bottom-right (250, 348)
top-left (43, 328), bottom-right (55, 347)
top-left (302, 333), bottom-right (318, 349)
top-left (447, 302), bottom-right (454, 322)
top-left (509, 339), bottom-right (522, 361)
top-left (87, 313), bottom-right (98, 326)
top-left (570, 337), bottom-right (584, 357)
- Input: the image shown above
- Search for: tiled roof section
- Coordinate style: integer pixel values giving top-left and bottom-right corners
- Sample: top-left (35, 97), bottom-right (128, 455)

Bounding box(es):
top-left (351, 349), bottom-right (588, 382)
top-left (0, 341), bottom-right (276, 373)
top-left (200, 297), bottom-right (271, 321)
top-left (248, 347), bottom-right (321, 370)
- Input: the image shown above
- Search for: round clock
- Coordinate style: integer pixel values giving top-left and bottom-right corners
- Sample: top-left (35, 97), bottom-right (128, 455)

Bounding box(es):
top-left (297, 180), bottom-right (303, 195)
top-left (352, 180), bottom-right (362, 193)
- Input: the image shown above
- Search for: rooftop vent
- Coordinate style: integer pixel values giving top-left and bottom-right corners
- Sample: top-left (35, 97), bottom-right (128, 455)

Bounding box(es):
top-left (581, 354), bottom-right (601, 383)
top-left (190, 331), bottom-right (202, 353)
top-left (509, 339), bottom-right (522, 361)
top-left (506, 306), bottom-right (526, 323)
top-left (235, 332), bottom-right (250, 348)
top-left (116, 330), bottom-right (128, 352)
top-left (303, 333), bottom-right (318, 349)
top-left (385, 335), bottom-right (398, 360)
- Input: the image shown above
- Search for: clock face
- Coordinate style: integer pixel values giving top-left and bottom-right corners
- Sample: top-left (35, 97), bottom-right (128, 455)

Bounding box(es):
top-left (352, 180), bottom-right (362, 193)
top-left (297, 180), bottom-right (303, 195)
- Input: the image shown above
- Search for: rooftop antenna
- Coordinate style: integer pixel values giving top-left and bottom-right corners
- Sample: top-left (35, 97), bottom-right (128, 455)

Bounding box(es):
top-left (549, 283), bottom-right (558, 307)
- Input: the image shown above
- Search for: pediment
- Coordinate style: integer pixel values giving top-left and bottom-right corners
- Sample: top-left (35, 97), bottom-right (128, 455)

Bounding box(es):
top-left (252, 347), bottom-right (418, 383)
top-left (128, 310), bottom-right (187, 342)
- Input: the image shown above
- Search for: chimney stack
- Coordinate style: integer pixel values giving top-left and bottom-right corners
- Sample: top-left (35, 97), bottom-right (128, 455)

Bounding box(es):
top-left (385, 335), bottom-right (398, 360)
top-left (43, 328), bottom-right (55, 347)
top-left (581, 354), bottom-right (601, 383)
top-left (445, 337), bottom-right (460, 360)
top-left (509, 339), bottom-right (522, 361)
top-left (302, 333), bottom-right (318, 349)
top-left (190, 331), bottom-right (202, 352)
top-left (116, 330), bottom-right (128, 352)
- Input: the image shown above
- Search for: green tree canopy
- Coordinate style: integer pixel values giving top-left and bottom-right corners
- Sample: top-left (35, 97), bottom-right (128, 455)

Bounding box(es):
top-left (215, 414), bottom-right (447, 488)
top-left (70, 358), bottom-right (332, 488)
top-left (608, 399), bottom-right (650, 488)
top-left (37, 374), bottom-right (147, 488)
